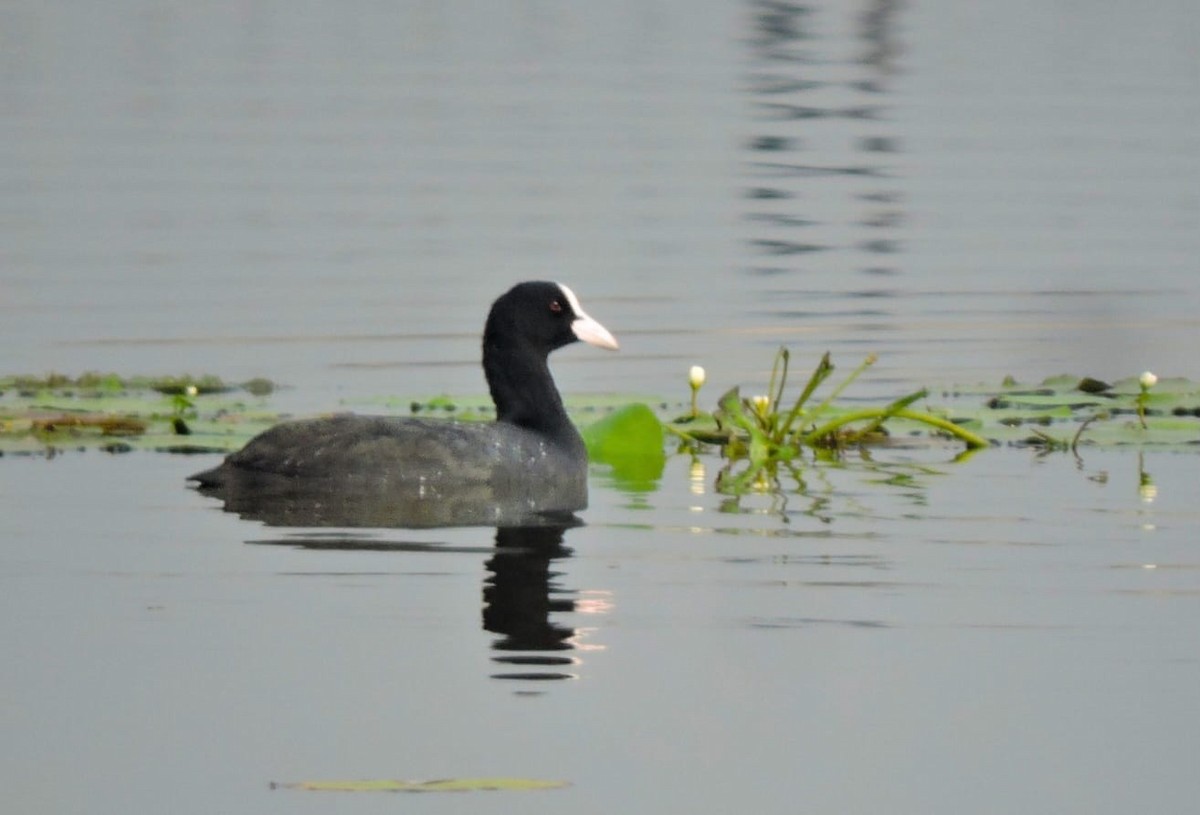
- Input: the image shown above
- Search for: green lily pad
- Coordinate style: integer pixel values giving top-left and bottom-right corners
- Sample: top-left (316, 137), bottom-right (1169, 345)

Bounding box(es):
top-left (581, 402), bottom-right (667, 487)
top-left (928, 374), bottom-right (1200, 448)
top-left (581, 403), bottom-right (664, 461)
top-left (4, 368), bottom-right (1199, 457)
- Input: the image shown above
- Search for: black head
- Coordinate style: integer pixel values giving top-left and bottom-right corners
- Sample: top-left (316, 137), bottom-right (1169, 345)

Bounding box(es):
top-left (484, 281), bottom-right (618, 356)
top-left (482, 282), bottom-right (617, 435)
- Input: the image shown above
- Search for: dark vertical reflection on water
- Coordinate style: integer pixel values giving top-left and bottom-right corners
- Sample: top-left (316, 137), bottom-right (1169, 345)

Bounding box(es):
top-left (242, 522), bottom-right (585, 683)
top-left (856, 0), bottom-right (906, 277)
top-left (484, 525), bottom-right (580, 681)
top-left (741, 1), bottom-right (907, 301)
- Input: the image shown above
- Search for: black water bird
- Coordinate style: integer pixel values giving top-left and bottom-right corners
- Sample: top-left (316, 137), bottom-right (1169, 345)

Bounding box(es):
top-left (188, 281), bottom-right (618, 526)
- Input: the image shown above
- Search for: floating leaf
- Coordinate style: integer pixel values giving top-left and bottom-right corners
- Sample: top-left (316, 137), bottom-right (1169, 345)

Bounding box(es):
top-left (582, 403), bottom-right (664, 462)
top-left (4, 368), bottom-right (1200, 458)
top-left (275, 776), bottom-right (570, 793)
top-left (582, 402), bottom-right (666, 487)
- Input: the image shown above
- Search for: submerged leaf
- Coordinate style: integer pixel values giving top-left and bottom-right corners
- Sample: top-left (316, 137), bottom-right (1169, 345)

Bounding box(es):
top-left (277, 776), bottom-right (570, 793)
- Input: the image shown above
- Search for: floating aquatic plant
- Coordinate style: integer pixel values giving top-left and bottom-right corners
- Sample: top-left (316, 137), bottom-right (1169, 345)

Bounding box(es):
top-left (669, 348), bottom-right (988, 454)
top-left (0, 374), bottom-right (278, 455)
top-left (581, 402), bottom-right (666, 487)
top-left (666, 348), bottom-right (988, 495)
top-left (1, 364), bottom-right (1197, 461)
top-left (688, 365), bottom-right (705, 417)
top-left (1137, 370), bottom-right (1157, 429)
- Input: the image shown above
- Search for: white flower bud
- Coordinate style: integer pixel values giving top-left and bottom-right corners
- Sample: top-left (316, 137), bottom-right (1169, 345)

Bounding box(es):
top-left (1139, 371), bottom-right (1157, 389)
top-left (688, 365), bottom-right (706, 390)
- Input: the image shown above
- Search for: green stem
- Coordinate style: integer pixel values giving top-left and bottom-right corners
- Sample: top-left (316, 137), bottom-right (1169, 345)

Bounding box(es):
top-left (800, 407), bottom-right (988, 450)
top-left (664, 423), bottom-right (693, 440)
top-left (893, 409), bottom-right (989, 449)
top-left (777, 352), bottom-right (833, 436)
top-left (843, 389), bottom-right (927, 443)
top-left (768, 347), bottom-right (789, 414)
top-left (804, 353), bottom-right (876, 423)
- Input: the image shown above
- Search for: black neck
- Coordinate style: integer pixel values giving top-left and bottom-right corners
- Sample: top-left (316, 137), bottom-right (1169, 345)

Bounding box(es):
top-left (483, 338), bottom-right (581, 448)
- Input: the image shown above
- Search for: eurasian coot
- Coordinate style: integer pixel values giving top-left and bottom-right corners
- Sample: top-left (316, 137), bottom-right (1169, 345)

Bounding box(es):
top-left (188, 281), bottom-right (618, 502)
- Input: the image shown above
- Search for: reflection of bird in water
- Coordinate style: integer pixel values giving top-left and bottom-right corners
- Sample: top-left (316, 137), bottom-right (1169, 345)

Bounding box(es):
top-left (484, 524), bottom-right (580, 681)
top-left (245, 519), bottom-right (587, 683)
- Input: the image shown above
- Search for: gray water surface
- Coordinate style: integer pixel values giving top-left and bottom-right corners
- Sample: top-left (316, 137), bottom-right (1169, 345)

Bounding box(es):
top-left (3, 1), bottom-right (1200, 813)
top-left (4, 448), bottom-right (1198, 813)
top-left (4, 0), bottom-right (1198, 398)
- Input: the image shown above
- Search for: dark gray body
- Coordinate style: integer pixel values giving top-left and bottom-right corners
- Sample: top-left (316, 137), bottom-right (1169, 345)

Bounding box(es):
top-left (187, 282), bottom-right (617, 528)
top-left (189, 415), bottom-right (588, 528)
top-left (191, 414), bottom-right (586, 488)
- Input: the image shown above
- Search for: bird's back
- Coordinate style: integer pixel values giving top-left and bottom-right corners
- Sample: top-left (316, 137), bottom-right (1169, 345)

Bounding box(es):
top-left (189, 414), bottom-right (586, 489)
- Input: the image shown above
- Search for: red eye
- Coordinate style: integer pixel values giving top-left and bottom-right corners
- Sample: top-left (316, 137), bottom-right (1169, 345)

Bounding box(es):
top-left (549, 300), bottom-right (563, 314)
